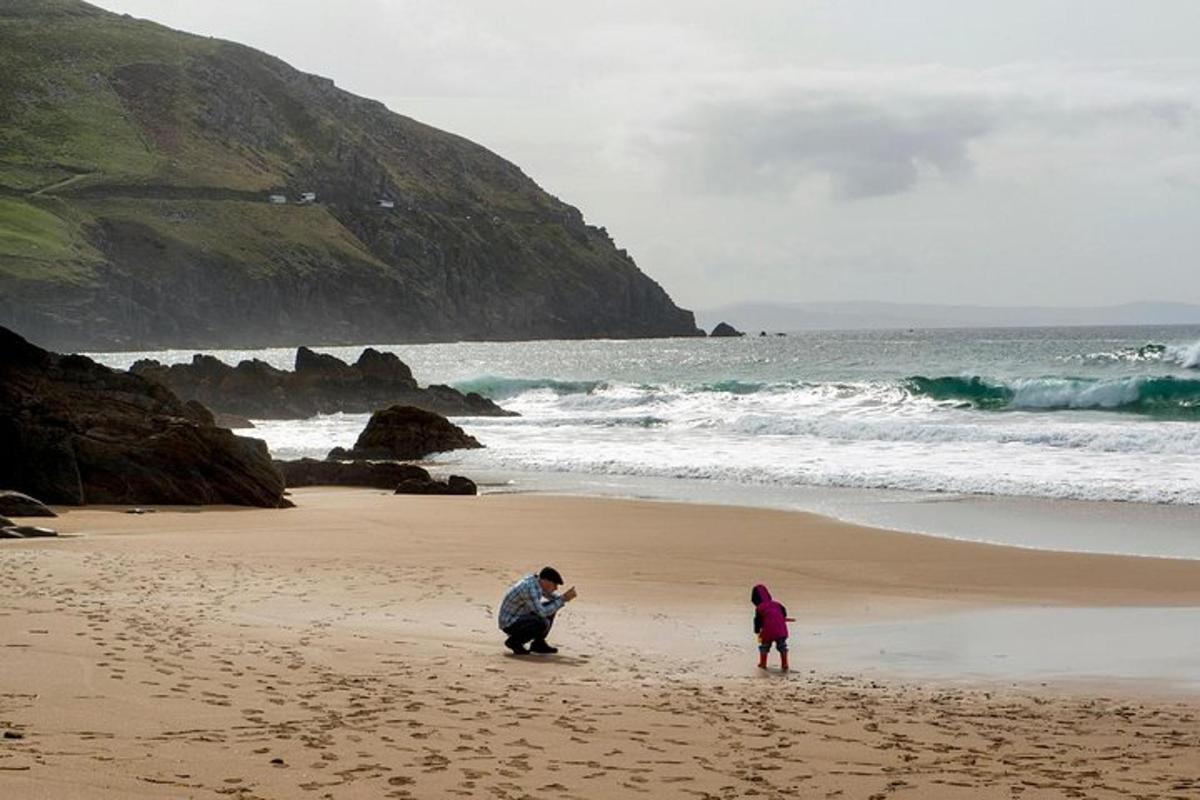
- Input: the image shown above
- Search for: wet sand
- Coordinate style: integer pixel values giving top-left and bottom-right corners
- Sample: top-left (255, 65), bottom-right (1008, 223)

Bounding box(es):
top-left (2, 489), bottom-right (1199, 798)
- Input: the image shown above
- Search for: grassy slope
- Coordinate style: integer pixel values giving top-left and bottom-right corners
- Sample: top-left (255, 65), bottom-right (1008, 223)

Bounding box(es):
top-left (0, 1), bottom-right (541, 285)
top-left (0, 197), bottom-right (102, 284)
top-left (0, 1), bottom-right (697, 343)
top-left (76, 198), bottom-right (391, 278)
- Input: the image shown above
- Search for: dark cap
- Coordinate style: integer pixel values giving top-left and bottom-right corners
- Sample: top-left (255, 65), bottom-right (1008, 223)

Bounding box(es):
top-left (538, 566), bottom-right (563, 586)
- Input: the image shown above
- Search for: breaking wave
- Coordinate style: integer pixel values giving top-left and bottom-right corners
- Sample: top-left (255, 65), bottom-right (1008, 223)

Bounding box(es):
top-left (1071, 339), bottom-right (1200, 368)
top-left (906, 375), bottom-right (1200, 417)
top-left (452, 375), bottom-right (607, 400)
top-left (461, 372), bottom-right (1200, 419)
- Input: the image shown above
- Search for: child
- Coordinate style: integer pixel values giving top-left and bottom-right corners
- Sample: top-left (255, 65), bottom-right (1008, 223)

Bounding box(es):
top-left (751, 583), bottom-right (794, 671)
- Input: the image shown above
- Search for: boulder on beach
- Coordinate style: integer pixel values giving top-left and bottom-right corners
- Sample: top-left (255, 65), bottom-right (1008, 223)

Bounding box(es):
top-left (710, 322), bottom-right (745, 337)
top-left (0, 326), bottom-right (288, 507)
top-left (131, 347), bottom-right (514, 420)
top-left (276, 458), bottom-right (477, 495)
top-left (0, 490), bottom-right (56, 518)
top-left (329, 405), bottom-right (483, 461)
top-left (276, 458), bottom-right (433, 489)
top-left (395, 474), bottom-right (478, 496)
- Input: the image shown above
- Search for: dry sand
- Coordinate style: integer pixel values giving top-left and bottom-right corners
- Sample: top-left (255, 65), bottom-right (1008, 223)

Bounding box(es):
top-left (2, 488), bottom-right (1199, 799)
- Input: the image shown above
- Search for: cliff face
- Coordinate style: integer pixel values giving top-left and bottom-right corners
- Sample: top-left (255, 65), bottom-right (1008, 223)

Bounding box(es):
top-left (0, 325), bottom-right (287, 507)
top-left (0, 1), bottom-right (702, 350)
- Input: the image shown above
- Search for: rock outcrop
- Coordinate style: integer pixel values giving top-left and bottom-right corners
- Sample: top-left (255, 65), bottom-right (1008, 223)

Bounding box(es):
top-left (395, 474), bottom-right (477, 496)
top-left (276, 458), bottom-right (431, 490)
top-left (710, 322), bottom-right (745, 337)
top-left (0, 326), bottom-right (287, 507)
top-left (0, 490), bottom-right (56, 517)
top-left (328, 406), bottom-right (483, 461)
top-left (132, 347), bottom-right (513, 419)
top-left (275, 458), bottom-right (476, 495)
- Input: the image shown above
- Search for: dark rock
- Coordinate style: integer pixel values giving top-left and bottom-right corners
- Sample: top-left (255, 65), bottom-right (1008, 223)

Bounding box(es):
top-left (276, 456), bottom-right (477, 495)
top-left (183, 400), bottom-right (216, 427)
top-left (3, 526), bottom-right (57, 538)
top-left (445, 475), bottom-right (478, 495)
top-left (3, 730), bottom-right (24, 740)
top-left (710, 322), bottom-right (745, 337)
top-left (334, 406), bottom-right (483, 461)
top-left (276, 458), bottom-right (432, 489)
top-left (0, 515), bottom-right (12, 527)
top-left (295, 346), bottom-right (356, 378)
top-left (394, 474), bottom-right (477, 496)
top-left (0, 326), bottom-right (287, 507)
top-left (0, 491), bottom-right (56, 517)
top-left (355, 348), bottom-right (416, 388)
top-left (131, 348), bottom-right (514, 420)
top-left (0, 529), bottom-right (25, 540)
top-left (214, 412), bottom-right (255, 429)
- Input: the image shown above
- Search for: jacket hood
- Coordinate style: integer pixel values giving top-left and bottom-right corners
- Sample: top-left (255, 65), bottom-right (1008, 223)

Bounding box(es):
top-left (751, 583), bottom-right (772, 605)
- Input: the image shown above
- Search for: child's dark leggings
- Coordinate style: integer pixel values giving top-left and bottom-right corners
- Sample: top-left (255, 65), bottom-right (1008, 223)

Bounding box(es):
top-left (759, 637), bottom-right (788, 654)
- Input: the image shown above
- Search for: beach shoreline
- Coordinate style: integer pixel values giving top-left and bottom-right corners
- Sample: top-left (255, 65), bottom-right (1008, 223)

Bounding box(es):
top-left (3, 489), bottom-right (1199, 798)
top-left (443, 465), bottom-right (1200, 561)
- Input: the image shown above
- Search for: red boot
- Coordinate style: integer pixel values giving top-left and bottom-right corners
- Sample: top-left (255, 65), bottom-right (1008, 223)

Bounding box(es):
top-left (758, 650), bottom-right (768, 669)
top-left (780, 652), bottom-right (790, 672)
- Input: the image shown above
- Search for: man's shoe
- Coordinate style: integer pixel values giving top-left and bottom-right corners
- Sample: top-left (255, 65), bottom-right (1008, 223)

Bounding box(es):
top-left (504, 637), bottom-right (530, 656)
top-left (529, 641), bottom-right (559, 654)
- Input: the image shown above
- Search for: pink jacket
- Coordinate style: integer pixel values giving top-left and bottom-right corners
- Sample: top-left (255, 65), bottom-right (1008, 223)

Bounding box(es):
top-left (752, 583), bottom-right (789, 642)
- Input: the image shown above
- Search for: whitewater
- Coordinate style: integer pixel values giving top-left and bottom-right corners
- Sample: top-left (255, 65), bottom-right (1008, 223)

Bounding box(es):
top-left (92, 325), bottom-right (1200, 514)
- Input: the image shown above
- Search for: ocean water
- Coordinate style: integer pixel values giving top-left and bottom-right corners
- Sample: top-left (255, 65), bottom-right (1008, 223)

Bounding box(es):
top-left (91, 325), bottom-right (1200, 553)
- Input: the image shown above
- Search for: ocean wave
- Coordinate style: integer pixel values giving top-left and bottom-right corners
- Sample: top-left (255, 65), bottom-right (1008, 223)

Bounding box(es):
top-left (452, 375), bottom-right (607, 399)
top-left (905, 375), bottom-right (1200, 417)
top-left (1069, 339), bottom-right (1200, 369)
top-left (455, 446), bottom-right (1200, 505)
top-left (712, 413), bottom-right (1200, 454)
top-left (693, 379), bottom-right (770, 395)
top-left (1172, 340), bottom-right (1200, 369)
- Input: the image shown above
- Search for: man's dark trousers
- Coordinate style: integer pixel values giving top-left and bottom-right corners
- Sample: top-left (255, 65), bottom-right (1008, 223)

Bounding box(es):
top-left (503, 613), bottom-right (554, 648)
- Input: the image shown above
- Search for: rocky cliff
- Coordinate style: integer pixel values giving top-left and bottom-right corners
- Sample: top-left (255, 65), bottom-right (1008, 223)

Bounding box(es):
top-left (0, 1), bottom-right (702, 350)
top-left (0, 325), bottom-right (287, 507)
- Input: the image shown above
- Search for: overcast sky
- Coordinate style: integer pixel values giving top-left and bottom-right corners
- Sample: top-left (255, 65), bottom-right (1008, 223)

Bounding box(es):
top-left (95, 1), bottom-right (1200, 311)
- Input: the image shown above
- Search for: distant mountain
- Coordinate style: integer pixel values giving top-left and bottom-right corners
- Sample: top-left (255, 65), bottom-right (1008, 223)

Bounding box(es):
top-left (696, 302), bottom-right (1200, 333)
top-left (0, 1), bottom-right (700, 350)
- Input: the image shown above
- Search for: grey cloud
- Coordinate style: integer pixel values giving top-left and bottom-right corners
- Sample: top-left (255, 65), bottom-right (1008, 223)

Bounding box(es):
top-left (643, 70), bottom-right (1198, 201)
top-left (659, 96), bottom-right (994, 199)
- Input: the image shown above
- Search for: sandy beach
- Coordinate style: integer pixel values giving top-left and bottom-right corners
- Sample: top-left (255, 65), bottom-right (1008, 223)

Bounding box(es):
top-left (3, 489), bottom-right (1200, 799)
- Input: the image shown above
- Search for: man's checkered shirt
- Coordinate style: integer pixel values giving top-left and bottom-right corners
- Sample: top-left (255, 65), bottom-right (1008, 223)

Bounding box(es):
top-left (498, 573), bottom-right (564, 629)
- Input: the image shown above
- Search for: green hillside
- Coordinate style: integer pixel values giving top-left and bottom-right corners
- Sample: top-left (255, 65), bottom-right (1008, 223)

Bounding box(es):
top-left (0, 0), bottom-right (700, 348)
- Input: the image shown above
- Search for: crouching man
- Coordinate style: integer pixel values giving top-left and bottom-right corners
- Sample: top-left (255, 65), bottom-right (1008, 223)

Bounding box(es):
top-left (498, 566), bottom-right (577, 655)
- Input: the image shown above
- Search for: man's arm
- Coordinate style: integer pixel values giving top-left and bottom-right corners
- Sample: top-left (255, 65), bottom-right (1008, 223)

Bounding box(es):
top-left (525, 578), bottom-right (564, 619)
